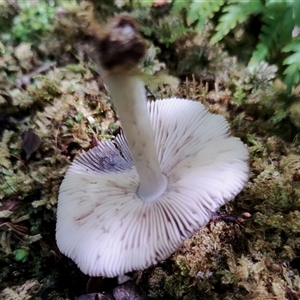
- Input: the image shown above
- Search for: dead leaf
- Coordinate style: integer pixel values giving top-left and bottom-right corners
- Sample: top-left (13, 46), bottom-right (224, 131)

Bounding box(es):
top-left (21, 129), bottom-right (41, 159)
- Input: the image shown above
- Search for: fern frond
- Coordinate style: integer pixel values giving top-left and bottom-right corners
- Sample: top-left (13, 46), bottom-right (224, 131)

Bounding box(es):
top-left (282, 37), bottom-right (300, 53)
top-left (248, 17), bottom-right (277, 66)
top-left (172, 0), bottom-right (192, 15)
top-left (248, 44), bottom-right (269, 69)
top-left (282, 37), bottom-right (300, 90)
top-left (249, 3), bottom-right (294, 66)
top-left (291, 0), bottom-right (300, 26)
top-left (211, 1), bottom-right (263, 44)
top-left (187, 0), bottom-right (225, 28)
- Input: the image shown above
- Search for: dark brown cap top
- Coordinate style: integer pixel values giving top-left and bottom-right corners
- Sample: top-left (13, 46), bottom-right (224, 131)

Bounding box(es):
top-left (92, 15), bottom-right (146, 71)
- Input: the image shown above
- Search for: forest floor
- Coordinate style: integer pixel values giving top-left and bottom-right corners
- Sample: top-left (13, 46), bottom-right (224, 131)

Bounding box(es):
top-left (1, 2), bottom-right (300, 300)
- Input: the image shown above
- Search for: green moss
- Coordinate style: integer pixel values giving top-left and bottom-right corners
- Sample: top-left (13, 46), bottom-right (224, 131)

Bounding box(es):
top-left (1, 2), bottom-right (300, 299)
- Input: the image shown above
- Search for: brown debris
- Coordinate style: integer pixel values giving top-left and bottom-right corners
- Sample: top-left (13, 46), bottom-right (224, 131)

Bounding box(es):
top-left (84, 13), bottom-right (146, 72)
top-left (21, 128), bottom-right (41, 160)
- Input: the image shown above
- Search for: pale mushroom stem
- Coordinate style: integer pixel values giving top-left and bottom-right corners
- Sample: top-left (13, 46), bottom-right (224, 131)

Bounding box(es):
top-left (103, 72), bottom-right (168, 202)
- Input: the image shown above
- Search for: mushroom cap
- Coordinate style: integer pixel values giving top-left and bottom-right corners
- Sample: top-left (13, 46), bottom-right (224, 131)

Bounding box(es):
top-left (56, 98), bottom-right (248, 277)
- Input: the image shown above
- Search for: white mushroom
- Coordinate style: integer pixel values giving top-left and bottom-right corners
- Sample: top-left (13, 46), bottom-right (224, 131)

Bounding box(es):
top-left (56, 17), bottom-right (249, 278)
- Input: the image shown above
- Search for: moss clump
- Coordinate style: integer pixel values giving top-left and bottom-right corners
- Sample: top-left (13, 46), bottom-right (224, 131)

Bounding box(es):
top-left (0, 14), bottom-right (119, 288)
top-left (0, 279), bottom-right (40, 300)
top-left (134, 78), bottom-right (300, 299)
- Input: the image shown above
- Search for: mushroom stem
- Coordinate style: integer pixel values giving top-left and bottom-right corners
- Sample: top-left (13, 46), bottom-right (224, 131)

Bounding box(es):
top-left (103, 72), bottom-right (168, 202)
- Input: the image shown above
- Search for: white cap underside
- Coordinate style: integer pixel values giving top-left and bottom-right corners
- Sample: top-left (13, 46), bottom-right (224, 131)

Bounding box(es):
top-left (56, 98), bottom-right (248, 277)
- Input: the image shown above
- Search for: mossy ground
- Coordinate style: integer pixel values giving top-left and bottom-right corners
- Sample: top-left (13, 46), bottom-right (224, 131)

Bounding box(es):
top-left (0, 1), bottom-right (300, 299)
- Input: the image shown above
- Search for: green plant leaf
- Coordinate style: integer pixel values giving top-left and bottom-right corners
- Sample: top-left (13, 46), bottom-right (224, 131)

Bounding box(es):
top-left (283, 52), bottom-right (300, 66)
top-left (172, 0), bottom-right (191, 15)
top-left (282, 37), bottom-right (300, 90)
top-left (249, 3), bottom-right (294, 68)
top-left (282, 37), bottom-right (300, 53)
top-left (211, 1), bottom-right (263, 45)
top-left (187, 0), bottom-right (225, 27)
top-left (248, 43), bottom-right (269, 67)
top-left (291, 1), bottom-right (300, 26)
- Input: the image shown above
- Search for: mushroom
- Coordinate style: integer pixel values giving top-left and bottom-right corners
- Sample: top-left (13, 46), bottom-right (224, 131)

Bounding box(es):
top-left (56, 16), bottom-right (249, 278)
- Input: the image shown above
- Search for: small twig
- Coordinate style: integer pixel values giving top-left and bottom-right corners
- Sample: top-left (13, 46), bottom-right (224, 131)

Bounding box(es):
top-left (16, 62), bottom-right (57, 88)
